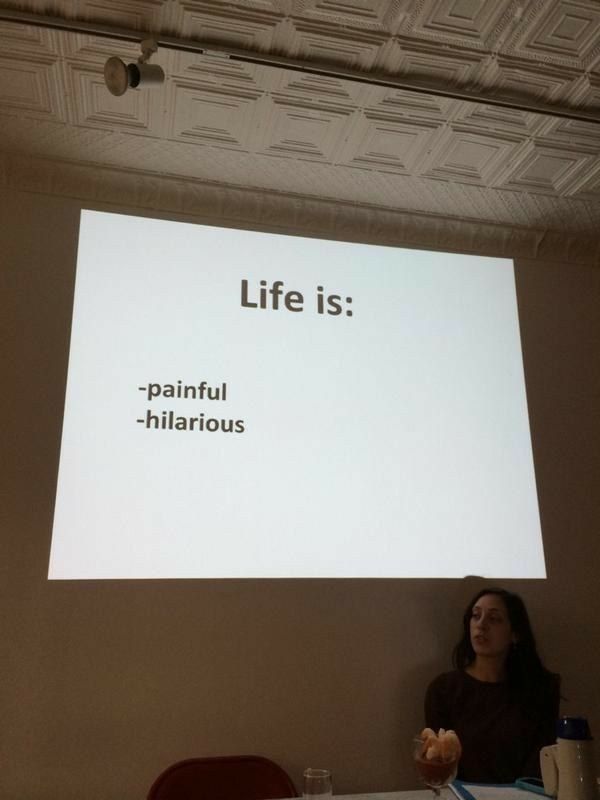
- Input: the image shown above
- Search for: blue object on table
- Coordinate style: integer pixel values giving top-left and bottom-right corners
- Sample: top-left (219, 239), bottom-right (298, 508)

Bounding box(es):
top-left (450, 781), bottom-right (477, 799)
top-left (515, 777), bottom-right (551, 795)
top-left (450, 778), bottom-right (551, 798)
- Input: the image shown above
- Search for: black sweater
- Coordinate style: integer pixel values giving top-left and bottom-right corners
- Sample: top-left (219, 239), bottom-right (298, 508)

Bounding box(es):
top-left (425, 670), bottom-right (559, 784)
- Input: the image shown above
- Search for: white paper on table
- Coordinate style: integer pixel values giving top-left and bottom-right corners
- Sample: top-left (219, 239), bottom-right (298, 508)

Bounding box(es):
top-left (450, 785), bottom-right (543, 800)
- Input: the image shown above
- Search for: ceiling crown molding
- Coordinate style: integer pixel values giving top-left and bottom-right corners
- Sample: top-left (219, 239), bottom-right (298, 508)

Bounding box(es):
top-left (1, 152), bottom-right (598, 265)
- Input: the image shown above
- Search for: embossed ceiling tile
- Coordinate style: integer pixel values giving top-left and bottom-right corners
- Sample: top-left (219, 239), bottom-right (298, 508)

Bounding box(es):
top-left (270, 70), bottom-right (369, 105)
top-left (338, 113), bottom-right (442, 173)
top-left (408, 175), bottom-right (462, 218)
top-left (178, 2), bottom-right (283, 51)
top-left (0, 114), bottom-right (122, 163)
top-left (405, 0), bottom-right (511, 49)
top-left (396, 174), bottom-right (455, 216)
top-left (76, 0), bottom-right (167, 31)
top-left (258, 94), bottom-right (355, 160)
top-left (451, 101), bottom-right (545, 136)
top-left (375, 87), bottom-right (458, 120)
top-left (339, 170), bottom-right (447, 214)
top-left (379, 1), bottom-right (421, 36)
top-left (92, 135), bottom-right (196, 175)
top-left (563, 157), bottom-right (600, 200)
top-left (394, 39), bottom-right (487, 86)
top-left (508, 191), bottom-right (597, 232)
top-left (369, 37), bottom-right (408, 72)
top-left (170, 51), bottom-right (261, 92)
top-left (411, 178), bottom-right (531, 227)
top-left (285, 19), bottom-right (387, 68)
top-left (539, 114), bottom-right (600, 150)
top-left (378, 0), bottom-right (418, 34)
top-left (58, 32), bottom-right (140, 61)
top-left (0, 54), bottom-right (67, 121)
top-left (0, 21), bottom-right (61, 57)
top-left (557, 72), bottom-right (600, 114)
top-left (63, 59), bottom-right (163, 134)
top-left (414, 183), bottom-right (498, 241)
top-left (181, 0), bottom-right (285, 20)
top-left (168, 80), bottom-right (263, 149)
top-left (420, 125), bottom-right (524, 185)
top-left (485, 185), bottom-right (540, 229)
top-left (111, 137), bottom-right (215, 180)
top-left (288, 0), bottom-right (403, 32)
top-left (2, 0), bottom-right (600, 241)
top-left (0, 0), bottom-right (76, 11)
top-left (482, 55), bottom-right (582, 103)
top-left (448, 182), bottom-right (518, 225)
top-left (481, 1), bottom-right (546, 56)
top-left (184, 148), bottom-right (344, 197)
top-left (3, 112), bottom-right (599, 236)
top-left (501, 192), bottom-right (597, 234)
top-left (496, 141), bottom-right (596, 194)
top-left (373, 35), bottom-right (404, 73)
top-left (509, 0), bottom-right (600, 66)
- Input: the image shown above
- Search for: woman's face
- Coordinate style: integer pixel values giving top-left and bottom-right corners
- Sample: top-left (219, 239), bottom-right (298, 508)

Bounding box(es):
top-left (469, 593), bottom-right (515, 661)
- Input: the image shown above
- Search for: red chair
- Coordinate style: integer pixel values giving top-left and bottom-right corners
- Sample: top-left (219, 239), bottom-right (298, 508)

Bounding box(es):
top-left (147, 755), bottom-right (298, 800)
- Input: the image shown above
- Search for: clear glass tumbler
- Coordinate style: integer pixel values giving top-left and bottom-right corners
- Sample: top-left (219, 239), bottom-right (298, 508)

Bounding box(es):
top-left (303, 768), bottom-right (332, 800)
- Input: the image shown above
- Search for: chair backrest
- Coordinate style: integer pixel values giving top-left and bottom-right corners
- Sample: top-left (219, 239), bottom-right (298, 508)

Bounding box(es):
top-left (147, 755), bottom-right (299, 800)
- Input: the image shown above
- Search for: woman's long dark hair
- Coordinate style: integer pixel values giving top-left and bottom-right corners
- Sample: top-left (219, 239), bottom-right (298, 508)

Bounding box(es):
top-left (453, 587), bottom-right (560, 708)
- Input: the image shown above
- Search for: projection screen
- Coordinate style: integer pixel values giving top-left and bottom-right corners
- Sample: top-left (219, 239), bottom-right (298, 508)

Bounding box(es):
top-left (48, 210), bottom-right (545, 579)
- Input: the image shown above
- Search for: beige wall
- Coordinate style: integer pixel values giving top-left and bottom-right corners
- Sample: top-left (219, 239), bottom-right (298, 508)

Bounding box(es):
top-left (1, 187), bottom-right (599, 800)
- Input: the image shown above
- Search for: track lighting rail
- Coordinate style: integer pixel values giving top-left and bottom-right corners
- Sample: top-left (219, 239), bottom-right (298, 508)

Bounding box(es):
top-left (1, 6), bottom-right (599, 124)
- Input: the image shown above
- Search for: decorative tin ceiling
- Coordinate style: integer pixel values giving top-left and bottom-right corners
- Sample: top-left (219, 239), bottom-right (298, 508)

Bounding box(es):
top-left (1, 0), bottom-right (600, 256)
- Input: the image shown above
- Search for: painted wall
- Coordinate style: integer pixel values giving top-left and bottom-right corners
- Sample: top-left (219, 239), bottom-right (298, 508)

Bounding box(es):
top-left (2, 188), bottom-right (599, 800)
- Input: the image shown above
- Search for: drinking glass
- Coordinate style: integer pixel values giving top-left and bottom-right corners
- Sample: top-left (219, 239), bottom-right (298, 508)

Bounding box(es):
top-left (303, 768), bottom-right (332, 800)
top-left (413, 737), bottom-right (458, 797)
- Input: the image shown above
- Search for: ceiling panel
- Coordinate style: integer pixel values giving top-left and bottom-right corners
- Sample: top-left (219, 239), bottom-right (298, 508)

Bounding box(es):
top-left (0, 0), bottom-right (599, 253)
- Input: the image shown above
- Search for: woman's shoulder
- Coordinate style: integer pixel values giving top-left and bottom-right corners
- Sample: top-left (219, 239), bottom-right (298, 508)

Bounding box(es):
top-left (425, 671), bottom-right (468, 721)
top-left (427, 670), bottom-right (465, 693)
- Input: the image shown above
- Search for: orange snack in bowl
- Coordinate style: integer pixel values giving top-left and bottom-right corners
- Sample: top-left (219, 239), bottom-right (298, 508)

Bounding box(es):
top-left (415, 727), bottom-right (461, 790)
top-left (440, 730), bottom-right (462, 762)
top-left (419, 727), bottom-right (462, 763)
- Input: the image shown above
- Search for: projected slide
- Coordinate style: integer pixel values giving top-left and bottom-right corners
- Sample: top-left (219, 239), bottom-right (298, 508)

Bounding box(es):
top-left (49, 210), bottom-right (545, 579)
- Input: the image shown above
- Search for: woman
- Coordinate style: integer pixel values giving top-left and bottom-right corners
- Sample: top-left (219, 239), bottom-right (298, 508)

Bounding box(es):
top-left (425, 587), bottom-right (560, 784)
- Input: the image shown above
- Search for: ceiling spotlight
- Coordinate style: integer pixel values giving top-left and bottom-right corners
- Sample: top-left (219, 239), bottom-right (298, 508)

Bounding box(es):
top-left (104, 38), bottom-right (165, 96)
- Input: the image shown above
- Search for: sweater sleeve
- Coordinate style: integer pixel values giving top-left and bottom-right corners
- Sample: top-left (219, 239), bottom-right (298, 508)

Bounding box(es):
top-left (520, 675), bottom-right (561, 778)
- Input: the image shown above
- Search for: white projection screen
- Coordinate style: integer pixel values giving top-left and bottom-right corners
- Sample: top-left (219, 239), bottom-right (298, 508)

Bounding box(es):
top-left (49, 210), bottom-right (546, 579)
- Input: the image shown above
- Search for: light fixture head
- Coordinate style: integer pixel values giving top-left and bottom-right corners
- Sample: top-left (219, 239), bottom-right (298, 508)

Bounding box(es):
top-left (104, 39), bottom-right (165, 96)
